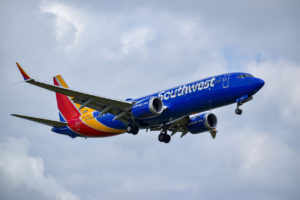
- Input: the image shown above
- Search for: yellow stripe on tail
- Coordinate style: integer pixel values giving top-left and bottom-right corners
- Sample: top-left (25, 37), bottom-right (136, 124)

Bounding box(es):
top-left (54, 75), bottom-right (95, 115)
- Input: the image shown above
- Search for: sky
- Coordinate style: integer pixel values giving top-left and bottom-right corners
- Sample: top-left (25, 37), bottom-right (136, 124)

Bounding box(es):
top-left (1, 0), bottom-right (300, 199)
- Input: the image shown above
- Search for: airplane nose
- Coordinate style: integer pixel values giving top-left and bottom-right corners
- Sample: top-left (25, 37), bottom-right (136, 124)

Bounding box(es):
top-left (255, 78), bottom-right (265, 90)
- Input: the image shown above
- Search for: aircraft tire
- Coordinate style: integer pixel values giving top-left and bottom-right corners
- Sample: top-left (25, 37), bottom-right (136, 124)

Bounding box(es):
top-left (158, 133), bottom-right (171, 143)
top-left (235, 108), bottom-right (242, 115)
top-left (126, 125), bottom-right (134, 133)
top-left (164, 134), bottom-right (171, 143)
top-left (158, 133), bottom-right (165, 142)
top-left (131, 127), bottom-right (139, 135)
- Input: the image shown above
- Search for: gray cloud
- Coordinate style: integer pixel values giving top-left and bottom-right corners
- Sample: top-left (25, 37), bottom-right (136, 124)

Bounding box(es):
top-left (0, 137), bottom-right (79, 200)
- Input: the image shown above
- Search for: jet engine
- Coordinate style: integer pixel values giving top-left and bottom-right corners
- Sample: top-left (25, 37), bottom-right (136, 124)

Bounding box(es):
top-left (132, 97), bottom-right (164, 119)
top-left (187, 113), bottom-right (217, 134)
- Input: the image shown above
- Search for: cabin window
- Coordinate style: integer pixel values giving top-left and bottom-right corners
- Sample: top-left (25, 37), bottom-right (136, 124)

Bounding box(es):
top-left (237, 74), bottom-right (253, 78)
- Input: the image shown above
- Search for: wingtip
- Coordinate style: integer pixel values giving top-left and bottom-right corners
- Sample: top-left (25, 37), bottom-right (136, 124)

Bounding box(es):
top-left (16, 62), bottom-right (31, 80)
top-left (11, 114), bottom-right (20, 118)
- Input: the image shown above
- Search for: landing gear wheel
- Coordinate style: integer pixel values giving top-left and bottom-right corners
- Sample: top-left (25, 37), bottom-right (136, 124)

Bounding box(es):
top-left (127, 124), bottom-right (139, 135)
top-left (158, 133), bottom-right (165, 142)
top-left (126, 125), bottom-right (134, 133)
top-left (235, 108), bottom-right (243, 115)
top-left (131, 127), bottom-right (139, 135)
top-left (158, 133), bottom-right (171, 143)
top-left (163, 134), bottom-right (171, 143)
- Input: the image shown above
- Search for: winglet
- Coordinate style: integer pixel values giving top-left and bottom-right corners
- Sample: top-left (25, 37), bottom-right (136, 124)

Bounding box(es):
top-left (54, 75), bottom-right (69, 88)
top-left (16, 62), bottom-right (31, 80)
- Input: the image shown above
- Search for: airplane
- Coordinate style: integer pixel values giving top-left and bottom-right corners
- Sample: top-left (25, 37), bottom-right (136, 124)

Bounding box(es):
top-left (12, 62), bottom-right (265, 143)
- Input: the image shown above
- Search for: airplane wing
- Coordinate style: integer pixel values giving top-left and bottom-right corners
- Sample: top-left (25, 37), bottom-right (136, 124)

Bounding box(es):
top-left (150, 116), bottom-right (190, 137)
top-left (16, 63), bottom-right (133, 122)
top-left (150, 116), bottom-right (217, 139)
top-left (11, 114), bottom-right (68, 128)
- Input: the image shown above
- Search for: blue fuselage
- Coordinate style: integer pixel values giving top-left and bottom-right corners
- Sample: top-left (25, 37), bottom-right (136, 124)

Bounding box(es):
top-left (132, 72), bottom-right (264, 128)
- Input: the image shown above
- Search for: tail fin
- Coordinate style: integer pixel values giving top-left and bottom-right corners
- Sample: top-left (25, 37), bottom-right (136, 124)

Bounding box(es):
top-left (53, 75), bottom-right (81, 121)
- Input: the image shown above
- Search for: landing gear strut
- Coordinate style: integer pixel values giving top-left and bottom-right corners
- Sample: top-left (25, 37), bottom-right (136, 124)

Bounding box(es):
top-left (158, 129), bottom-right (171, 143)
top-left (235, 100), bottom-right (243, 115)
top-left (126, 124), bottom-right (139, 135)
top-left (235, 95), bottom-right (253, 115)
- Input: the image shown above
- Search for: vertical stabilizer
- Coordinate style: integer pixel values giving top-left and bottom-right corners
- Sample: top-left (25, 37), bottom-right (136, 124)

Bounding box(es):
top-left (53, 75), bottom-right (81, 121)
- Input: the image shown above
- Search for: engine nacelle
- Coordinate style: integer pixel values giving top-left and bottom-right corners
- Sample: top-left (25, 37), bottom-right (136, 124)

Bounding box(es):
top-left (187, 113), bottom-right (217, 134)
top-left (132, 97), bottom-right (164, 119)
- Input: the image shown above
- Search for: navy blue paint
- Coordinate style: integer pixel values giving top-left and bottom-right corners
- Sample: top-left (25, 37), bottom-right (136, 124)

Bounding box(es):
top-left (133, 72), bottom-right (264, 127)
top-left (52, 126), bottom-right (81, 138)
top-left (187, 113), bottom-right (210, 134)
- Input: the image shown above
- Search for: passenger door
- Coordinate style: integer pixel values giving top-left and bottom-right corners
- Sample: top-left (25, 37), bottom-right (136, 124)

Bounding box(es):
top-left (223, 74), bottom-right (230, 88)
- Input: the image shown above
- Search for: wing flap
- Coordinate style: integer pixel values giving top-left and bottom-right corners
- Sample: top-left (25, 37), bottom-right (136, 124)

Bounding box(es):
top-left (11, 114), bottom-right (68, 128)
top-left (150, 116), bottom-right (190, 135)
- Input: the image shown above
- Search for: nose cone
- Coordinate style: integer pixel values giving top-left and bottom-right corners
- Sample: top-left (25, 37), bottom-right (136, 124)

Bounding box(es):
top-left (254, 78), bottom-right (265, 91)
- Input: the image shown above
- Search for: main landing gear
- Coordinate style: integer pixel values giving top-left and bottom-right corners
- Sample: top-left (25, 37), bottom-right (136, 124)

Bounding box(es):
top-left (126, 124), bottom-right (139, 135)
top-left (158, 129), bottom-right (171, 143)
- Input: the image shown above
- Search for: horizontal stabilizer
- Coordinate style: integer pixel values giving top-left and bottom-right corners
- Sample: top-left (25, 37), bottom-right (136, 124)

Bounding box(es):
top-left (11, 114), bottom-right (68, 128)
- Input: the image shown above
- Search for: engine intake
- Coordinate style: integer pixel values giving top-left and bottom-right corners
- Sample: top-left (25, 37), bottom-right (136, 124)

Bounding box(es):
top-left (132, 97), bottom-right (164, 119)
top-left (187, 113), bottom-right (217, 134)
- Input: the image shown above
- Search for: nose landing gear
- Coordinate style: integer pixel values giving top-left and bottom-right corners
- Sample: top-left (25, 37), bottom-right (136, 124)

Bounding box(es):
top-left (235, 108), bottom-right (243, 115)
top-left (235, 106), bottom-right (243, 115)
top-left (235, 95), bottom-right (253, 115)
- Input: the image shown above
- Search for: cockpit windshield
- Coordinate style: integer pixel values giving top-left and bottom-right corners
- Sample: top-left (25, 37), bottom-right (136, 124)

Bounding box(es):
top-left (237, 74), bottom-right (253, 78)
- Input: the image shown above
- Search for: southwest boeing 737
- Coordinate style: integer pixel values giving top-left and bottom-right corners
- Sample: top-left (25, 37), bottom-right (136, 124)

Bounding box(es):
top-left (12, 63), bottom-right (264, 143)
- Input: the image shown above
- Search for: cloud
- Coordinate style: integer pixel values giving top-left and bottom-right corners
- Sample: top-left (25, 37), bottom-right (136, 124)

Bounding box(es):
top-left (121, 27), bottom-right (155, 55)
top-left (235, 129), bottom-right (300, 185)
top-left (102, 26), bottom-right (155, 60)
top-left (40, 1), bottom-right (85, 50)
top-left (245, 59), bottom-right (300, 127)
top-left (0, 137), bottom-right (79, 200)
